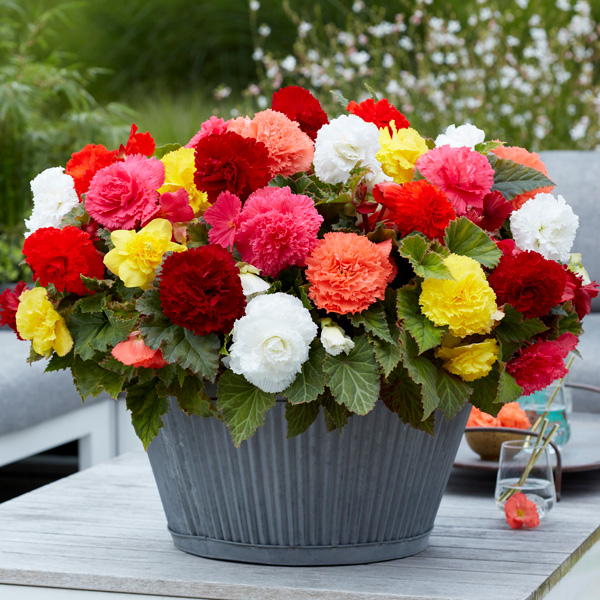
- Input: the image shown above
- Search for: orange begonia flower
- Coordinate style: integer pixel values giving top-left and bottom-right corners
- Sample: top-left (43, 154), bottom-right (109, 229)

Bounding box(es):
top-left (504, 492), bottom-right (540, 529)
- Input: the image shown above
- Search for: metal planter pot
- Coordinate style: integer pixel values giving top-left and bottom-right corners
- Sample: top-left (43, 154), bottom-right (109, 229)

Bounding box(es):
top-left (147, 399), bottom-right (470, 566)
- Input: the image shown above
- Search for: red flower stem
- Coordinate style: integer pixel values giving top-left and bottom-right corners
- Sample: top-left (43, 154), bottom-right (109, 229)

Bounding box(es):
top-left (361, 212), bottom-right (371, 234)
top-left (376, 205), bottom-right (387, 224)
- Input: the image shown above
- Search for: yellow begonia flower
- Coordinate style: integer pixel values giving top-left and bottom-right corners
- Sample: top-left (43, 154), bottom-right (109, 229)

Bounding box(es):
top-left (16, 287), bottom-right (73, 357)
top-left (159, 147), bottom-right (210, 215)
top-left (376, 124), bottom-right (429, 183)
top-left (419, 254), bottom-right (497, 337)
top-left (104, 218), bottom-right (186, 289)
top-left (436, 338), bottom-right (499, 382)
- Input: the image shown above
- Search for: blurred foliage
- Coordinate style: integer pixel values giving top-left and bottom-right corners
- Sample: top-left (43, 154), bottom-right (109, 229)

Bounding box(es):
top-left (0, 226), bottom-right (31, 283)
top-left (0, 0), bottom-right (132, 231)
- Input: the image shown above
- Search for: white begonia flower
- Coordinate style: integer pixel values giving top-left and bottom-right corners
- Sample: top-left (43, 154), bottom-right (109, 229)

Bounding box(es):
top-left (313, 114), bottom-right (388, 187)
top-left (510, 193), bottom-right (579, 263)
top-left (228, 293), bottom-right (317, 393)
top-left (237, 263), bottom-right (270, 298)
top-left (320, 318), bottom-right (354, 356)
top-left (24, 167), bottom-right (79, 236)
top-left (435, 123), bottom-right (486, 150)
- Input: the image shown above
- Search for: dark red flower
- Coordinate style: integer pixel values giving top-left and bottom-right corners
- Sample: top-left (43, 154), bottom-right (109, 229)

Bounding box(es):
top-left (504, 492), bottom-right (540, 529)
top-left (0, 281), bottom-right (29, 339)
top-left (160, 245), bottom-right (246, 336)
top-left (466, 190), bottom-right (513, 232)
top-left (22, 227), bottom-right (105, 296)
top-left (507, 332), bottom-right (578, 396)
top-left (66, 144), bottom-right (119, 198)
top-left (118, 124), bottom-right (156, 158)
top-left (561, 268), bottom-right (599, 320)
top-left (193, 131), bottom-right (273, 203)
top-left (374, 180), bottom-right (455, 242)
top-left (271, 85), bottom-right (329, 141)
top-left (347, 98), bottom-right (410, 134)
top-left (488, 250), bottom-right (567, 319)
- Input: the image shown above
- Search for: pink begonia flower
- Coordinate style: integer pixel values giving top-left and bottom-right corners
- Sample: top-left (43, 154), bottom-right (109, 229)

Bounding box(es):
top-left (416, 146), bottom-right (494, 216)
top-left (112, 332), bottom-right (167, 369)
top-left (203, 191), bottom-right (242, 249)
top-left (235, 186), bottom-right (323, 278)
top-left (153, 188), bottom-right (194, 224)
top-left (85, 155), bottom-right (164, 230)
top-left (228, 109), bottom-right (314, 178)
top-left (185, 116), bottom-right (231, 148)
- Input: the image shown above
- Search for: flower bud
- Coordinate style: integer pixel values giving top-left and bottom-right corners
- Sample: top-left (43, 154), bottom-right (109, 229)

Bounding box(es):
top-left (320, 318), bottom-right (355, 356)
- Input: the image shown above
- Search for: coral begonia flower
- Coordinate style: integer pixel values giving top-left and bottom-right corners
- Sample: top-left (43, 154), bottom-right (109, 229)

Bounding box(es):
top-left (504, 492), bottom-right (540, 529)
top-left (203, 191), bottom-right (242, 249)
top-left (112, 332), bottom-right (167, 369)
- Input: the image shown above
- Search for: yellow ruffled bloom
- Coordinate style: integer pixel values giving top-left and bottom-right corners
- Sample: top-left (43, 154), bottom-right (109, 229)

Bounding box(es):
top-left (436, 338), bottom-right (499, 382)
top-left (376, 124), bottom-right (429, 183)
top-left (16, 287), bottom-right (73, 357)
top-left (159, 147), bottom-right (210, 215)
top-left (104, 219), bottom-right (186, 289)
top-left (419, 254), bottom-right (497, 337)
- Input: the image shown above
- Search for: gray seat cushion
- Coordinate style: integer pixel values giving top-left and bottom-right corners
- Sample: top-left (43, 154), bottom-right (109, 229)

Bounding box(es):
top-left (570, 313), bottom-right (600, 413)
top-left (538, 151), bottom-right (600, 312)
top-left (0, 330), bottom-right (107, 435)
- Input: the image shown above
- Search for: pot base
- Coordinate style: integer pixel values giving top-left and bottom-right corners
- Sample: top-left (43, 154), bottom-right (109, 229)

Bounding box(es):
top-left (169, 527), bottom-right (431, 566)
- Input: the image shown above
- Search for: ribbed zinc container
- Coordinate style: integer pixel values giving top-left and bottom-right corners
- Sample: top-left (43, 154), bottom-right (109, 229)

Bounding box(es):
top-left (146, 399), bottom-right (470, 566)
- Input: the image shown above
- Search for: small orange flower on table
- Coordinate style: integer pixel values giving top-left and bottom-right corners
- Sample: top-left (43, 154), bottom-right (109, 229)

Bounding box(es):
top-left (504, 493), bottom-right (540, 529)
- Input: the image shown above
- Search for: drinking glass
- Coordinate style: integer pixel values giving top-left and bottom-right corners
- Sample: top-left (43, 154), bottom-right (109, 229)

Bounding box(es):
top-left (495, 439), bottom-right (557, 519)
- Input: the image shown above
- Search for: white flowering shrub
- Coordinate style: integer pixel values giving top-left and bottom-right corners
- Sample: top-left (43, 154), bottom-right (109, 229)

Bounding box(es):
top-left (248, 0), bottom-right (600, 149)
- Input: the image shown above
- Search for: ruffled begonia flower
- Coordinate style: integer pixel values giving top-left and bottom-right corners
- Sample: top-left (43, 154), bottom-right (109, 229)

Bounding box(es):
top-left (24, 167), bottom-right (79, 236)
top-left (491, 146), bottom-right (554, 210)
top-left (488, 250), bottom-right (567, 319)
top-left (15, 287), bottom-right (73, 357)
top-left (66, 144), bottom-right (118, 198)
top-left (23, 226), bottom-right (105, 296)
top-left (203, 191), bottom-right (242, 250)
top-left (237, 263), bottom-right (270, 298)
top-left (436, 338), bottom-right (499, 381)
top-left (228, 109), bottom-right (314, 178)
top-left (271, 85), bottom-right (329, 140)
top-left (313, 114), bottom-right (387, 186)
top-left (193, 131), bottom-right (272, 203)
top-left (160, 245), bottom-right (246, 336)
top-left (510, 193), bottom-right (578, 263)
top-left (497, 402), bottom-right (531, 429)
top-left (374, 180), bottom-right (455, 242)
top-left (376, 124), bottom-right (429, 184)
top-left (185, 116), bottom-right (230, 148)
top-left (561, 267), bottom-right (599, 320)
top-left (435, 123), bottom-right (485, 149)
top-left (228, 292), bottom-right (317, 393)
top-left (466, 406), bottom-right (502, 428)
top-left (104, 219), bottom-right (185, 289)
top-left (505, 492), bottom-right (540, 529)
top-left (118, 124), bottom-right (155, 157)
top-left (465, 190), bottom-right (513, 233)
top-left (320, 318), bottom-right (355, 356)
top-left (111, 331), bottom-right (167, 369)
top-left (507, 332), bottom-right (578, 396)
top-left (159, 147), bottom-right (210, 215)
top-left (420, 254), bottom-right (498, 337)
top-left (0, 281), bottom-right (30, 339)
top-left (85, 154), bottom-right (165, 230)
top-left (306, 232), bottom-right (394, 314)
top-left (347, 98), bottom-right (410, 135)
top-left (235, 186), bottom-right (323, 278)
top-left (153, 189), bottom-right (194, 225)
top-left (416, 146), bottom-right (495, 216)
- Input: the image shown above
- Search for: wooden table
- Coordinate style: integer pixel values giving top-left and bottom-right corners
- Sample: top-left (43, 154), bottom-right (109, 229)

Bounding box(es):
top-left (0, 449), bottom-right (599, 600)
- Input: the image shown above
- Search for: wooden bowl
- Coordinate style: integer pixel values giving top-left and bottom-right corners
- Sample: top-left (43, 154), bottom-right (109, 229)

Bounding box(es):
top-left (465, 428), bottom-right (529, 461)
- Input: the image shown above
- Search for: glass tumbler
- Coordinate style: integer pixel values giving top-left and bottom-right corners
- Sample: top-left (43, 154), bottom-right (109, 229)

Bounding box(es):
top-left (495, 439), bottom-right (557, 519)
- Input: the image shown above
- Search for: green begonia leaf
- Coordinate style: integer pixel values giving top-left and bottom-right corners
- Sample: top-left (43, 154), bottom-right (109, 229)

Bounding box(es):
top-left (320, 391), bottom-right (353, 433)
top-left (444, 217), bottom-right (502, 269)
top-left (350, 303), bottom-right (393, 342)
top-left (285, 401), bottom-right (320, 438)
top-left (398, 233), bottom-right (453, 280)
top-left (154, 143), bottom-right (181, 159)
top-left (125, 381), bottom-right (169, 449)
top-left (488, 154), bottom-right (554, 201)
top-left (435, 369), bottom-right (472, 421)
top-left (283, 343), bottom-right (326, 405)
top-left (71, 357), bottom-right (126, 400)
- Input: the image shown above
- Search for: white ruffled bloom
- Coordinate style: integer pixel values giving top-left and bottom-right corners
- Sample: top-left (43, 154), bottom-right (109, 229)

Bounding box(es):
top-left (435, 123), bottom-right (486, 149)
top-left (313, 114), bottom-right (387, 187)
top-left (237, 263), bottom-right (270, 298)
top-left (320, 318), bottom-right (354, 356)
top-left (510, 193), bottom-right (579, 263)
top-left (229, 293), bottom-right (317, 393)
top-left (24, 167), bottom-right (79, 236)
